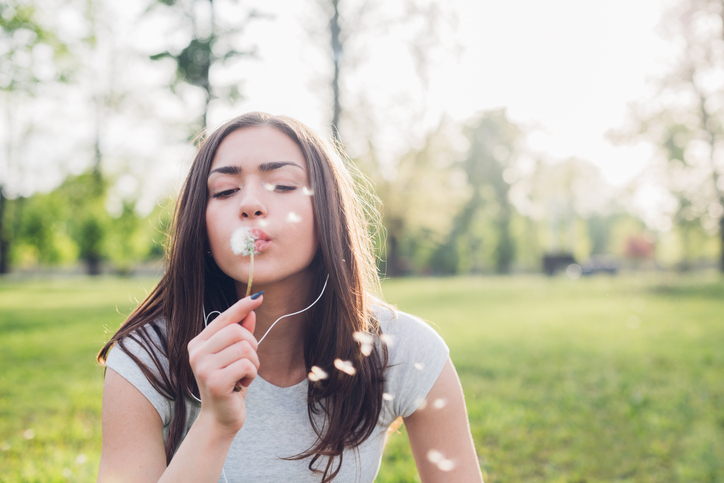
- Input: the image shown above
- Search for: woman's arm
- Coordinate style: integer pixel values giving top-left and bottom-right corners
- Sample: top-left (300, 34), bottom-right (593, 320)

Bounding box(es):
top-left (404, 357), bottom-right (484, 483)
top-left (98, 294), bottom-right (263, 482)
top-left (98, 369), bottom-right (237, 482)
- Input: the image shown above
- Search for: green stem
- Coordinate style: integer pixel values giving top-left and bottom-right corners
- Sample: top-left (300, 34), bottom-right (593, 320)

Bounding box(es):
top-left (245, 252), bottom-right (254, 298)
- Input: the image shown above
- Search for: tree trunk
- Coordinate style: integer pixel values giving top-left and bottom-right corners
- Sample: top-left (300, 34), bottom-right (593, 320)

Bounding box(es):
top-left (0, 187), bottom-right (8, 274)
top-left (330, 0), bottom-right (342, 143)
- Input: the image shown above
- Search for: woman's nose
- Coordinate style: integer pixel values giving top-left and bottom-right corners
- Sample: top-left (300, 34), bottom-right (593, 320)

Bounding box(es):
top-left (239, 186), bottom-right (267, 219)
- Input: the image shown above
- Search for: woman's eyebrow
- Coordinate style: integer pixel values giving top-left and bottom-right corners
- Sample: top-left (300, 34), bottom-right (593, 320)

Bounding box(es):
top-left (208, 161), bottom-right (303, 178)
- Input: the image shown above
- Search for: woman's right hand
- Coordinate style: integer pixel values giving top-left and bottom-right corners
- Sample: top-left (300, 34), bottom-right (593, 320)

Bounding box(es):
top-left (187, 293), bottom-right (263, 434)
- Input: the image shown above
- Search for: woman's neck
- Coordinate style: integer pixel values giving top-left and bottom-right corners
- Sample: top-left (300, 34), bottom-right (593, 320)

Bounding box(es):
top-left (236, 272), bottom-right (318, 387)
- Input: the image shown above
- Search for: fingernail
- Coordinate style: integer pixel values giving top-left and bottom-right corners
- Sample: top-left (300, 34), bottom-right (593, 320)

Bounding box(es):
top-left (250, 291), bottom-right (265, 300)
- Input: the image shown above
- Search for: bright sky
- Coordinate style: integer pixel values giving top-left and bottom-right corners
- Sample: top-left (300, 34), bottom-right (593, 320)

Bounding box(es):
top-left (231, 0), bottom-right (671, 187)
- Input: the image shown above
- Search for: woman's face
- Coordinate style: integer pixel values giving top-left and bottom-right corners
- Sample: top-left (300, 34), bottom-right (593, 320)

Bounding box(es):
top-left (206, 125), bottom-right (318, 293)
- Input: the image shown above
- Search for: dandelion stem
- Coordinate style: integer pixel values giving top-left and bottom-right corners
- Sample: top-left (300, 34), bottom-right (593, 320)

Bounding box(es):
top-left (245, 251), bottom-right (254, 298)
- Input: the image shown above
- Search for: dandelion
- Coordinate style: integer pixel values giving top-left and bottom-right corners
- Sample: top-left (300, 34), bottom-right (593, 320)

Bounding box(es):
top-left (413, 362), bottom-right (425, 371)
top-left (308, 366), bottom-right (329, 382)
top-left (353, 331), bottom-right (374, 356)
top-left (22, 429), bottom-right (34, 440)
top-left (286, 211), bottom-right (302, 223)
top-left (382, 393), bottom-right (395, 401)
top-left (230, 227), bottom-right (259, 297)
top-left (334, 358), bottom-right (356, 376)
top-left (302, 186), bottom-right (314, 196)
top-left (380, 334), bottom-right (395, 347)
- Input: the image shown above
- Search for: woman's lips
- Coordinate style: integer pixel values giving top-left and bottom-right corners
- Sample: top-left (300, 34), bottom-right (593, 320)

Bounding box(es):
top-left (254, 239), bottom-right (270, 252)
top-left (249, 228), bottom-right (271, 253)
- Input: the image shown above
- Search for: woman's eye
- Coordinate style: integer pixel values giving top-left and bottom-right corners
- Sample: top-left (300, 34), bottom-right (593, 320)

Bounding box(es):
top-left (212, 189), bottom-right (238, 199)
top-left (274, 185), bottom-right (297, 192)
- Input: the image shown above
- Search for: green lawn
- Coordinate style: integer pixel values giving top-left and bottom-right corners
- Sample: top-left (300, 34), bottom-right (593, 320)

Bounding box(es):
top-left (1, 273), bottom-right (723, 482)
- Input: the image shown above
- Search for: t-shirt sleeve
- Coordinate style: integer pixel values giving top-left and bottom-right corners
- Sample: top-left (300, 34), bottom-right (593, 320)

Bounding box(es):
top-left (105, 331), bottom-right (173, 427)
top-left (379, 308), bottom-right (450, 420)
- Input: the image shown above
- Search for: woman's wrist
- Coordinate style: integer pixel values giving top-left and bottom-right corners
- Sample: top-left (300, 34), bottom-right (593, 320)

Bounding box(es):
top-left (194, 408), bottom-right (243, 443)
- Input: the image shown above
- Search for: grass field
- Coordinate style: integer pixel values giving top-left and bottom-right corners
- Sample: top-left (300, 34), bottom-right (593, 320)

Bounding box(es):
top-left (1, 273), bottom-right (723, 482)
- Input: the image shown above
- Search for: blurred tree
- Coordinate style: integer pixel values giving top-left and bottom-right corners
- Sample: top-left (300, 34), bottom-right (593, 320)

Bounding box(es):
top-left (614, 0), bottom-right (724, 271)
top-left (311, 0), bottom-right (458, 144)
top-left (0, 1), bottom-right (69, 273)
top-left (59, 171), bottom-right (111, 275)
top-left (148, 0), bottom-right (269, 131)
top-left (373, 118), bottom-right (468, 275)
top-left (431, 109), bottom-right (522, 274)
top-left (516, 156), bottom-right (616, 265)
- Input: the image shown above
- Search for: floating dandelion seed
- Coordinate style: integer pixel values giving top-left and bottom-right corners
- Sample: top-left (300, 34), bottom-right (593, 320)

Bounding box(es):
top-left (427, 450), bottom-right (444, 464)
top-left (432, 398), bottom-right (447, 409)
top-left (286, 211), bottom-right (302, 223)
top-left (302, 186), bottom-right (314, 196)
top-left (263, 183), bottom-right (276, 191)
top-left (75, 454), bottom-right (88, 465)
top-left (308, 366), bottom-right (329, 382)
top-left (22, 429), bottom-right (35, 440)
top-left (334, 358), bottom-right (356, 376)
top-left (353, 331), bottom-right (374, 356)
top-left (416, 398), bottom-right (428, 410)
top-left (427, 449), bottom-right (455, 471)
top-left (414, 362), bottom-right (425, 371)
top-left (258, 219), bottom-right (269, 227)
top-left (230, 227), bottom-right (258, 297)
top-left (0, 442), bottom-right (10, 451)
top-left (380, 334), bottom-right (395, 347)
top-left (382, 393), bottom-right (395, 401)
top-left (62, 468), bottom-right (73, 478)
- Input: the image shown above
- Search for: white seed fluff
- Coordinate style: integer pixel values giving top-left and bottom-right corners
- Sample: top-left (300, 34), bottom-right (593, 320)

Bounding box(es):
top-left (230, 227), bottom-right (258, 256)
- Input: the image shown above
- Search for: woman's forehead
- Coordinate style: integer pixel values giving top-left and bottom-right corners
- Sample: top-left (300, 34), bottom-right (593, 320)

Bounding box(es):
top-left (210, 125), bottom-right (308, 172)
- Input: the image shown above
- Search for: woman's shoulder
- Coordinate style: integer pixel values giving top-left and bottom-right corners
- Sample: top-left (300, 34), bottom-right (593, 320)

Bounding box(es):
top-left (372, 303), bottom-right (447, 349)
top-left (371, 302), bottom-right (450, 420)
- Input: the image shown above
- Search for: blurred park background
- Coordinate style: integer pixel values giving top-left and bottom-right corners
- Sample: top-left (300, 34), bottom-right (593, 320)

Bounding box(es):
top-left (1, 0), bottom-right (723, 481)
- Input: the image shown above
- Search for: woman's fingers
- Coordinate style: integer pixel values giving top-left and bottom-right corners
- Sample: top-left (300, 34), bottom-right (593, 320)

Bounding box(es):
top-left (197, 293), bottom-right (264, 341)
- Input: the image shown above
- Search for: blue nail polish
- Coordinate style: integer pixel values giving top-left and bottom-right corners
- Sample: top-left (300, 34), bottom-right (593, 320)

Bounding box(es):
top-left (250, 291), bottom-right (265, 300)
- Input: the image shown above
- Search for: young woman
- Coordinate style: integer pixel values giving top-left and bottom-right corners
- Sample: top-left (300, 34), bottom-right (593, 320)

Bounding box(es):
top-left (97, 112), bottom-right (483, 483)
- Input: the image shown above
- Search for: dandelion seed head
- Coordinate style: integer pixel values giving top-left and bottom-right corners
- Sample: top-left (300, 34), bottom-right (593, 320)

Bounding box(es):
top-left (22, 429), bottom-right (35, 440)
top-left (75, 454), bottom-right (88, 465)
top-left (432, 398), bottom-right (447, 409)
top-left (308, 366), bottom-right (328, 382)
top-left (302, 186), bottom-right (314, 196)
top-left (286, 211), bottom-right (302, 223)
top-left (334, 358), bottom-right (356, 376)
top-left (380, 334), bottom-right (395, 347)
top-left (414, 362), bottom-right (425, 370)
top-left (230, 227), bottom-right (258, 256)
top-left (382, 393), bottom-right (395, 401)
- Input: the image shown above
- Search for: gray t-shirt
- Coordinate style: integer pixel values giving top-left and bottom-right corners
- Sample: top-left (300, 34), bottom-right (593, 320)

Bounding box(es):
top-left (105, 305), bottom-right (449, 482)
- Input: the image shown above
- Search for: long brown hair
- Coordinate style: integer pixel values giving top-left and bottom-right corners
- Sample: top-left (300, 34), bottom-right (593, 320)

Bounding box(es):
top-left (98, 112), bottom-right (387, 482)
